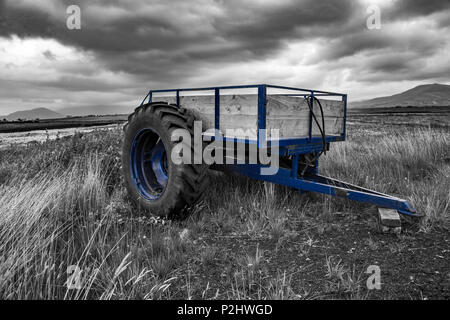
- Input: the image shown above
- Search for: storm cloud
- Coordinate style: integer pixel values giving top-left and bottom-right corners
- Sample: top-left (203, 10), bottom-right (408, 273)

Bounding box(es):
top-left (0, 0), bottom-right (449, 114)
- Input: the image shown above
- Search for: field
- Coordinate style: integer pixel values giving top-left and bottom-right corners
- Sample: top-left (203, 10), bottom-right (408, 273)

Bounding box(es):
top-left (349, 106), bottom-right (450, 130)
top-left (0, 111), bottom-right (449, 299)
top-left (0, 115), bottom-right (127, 133)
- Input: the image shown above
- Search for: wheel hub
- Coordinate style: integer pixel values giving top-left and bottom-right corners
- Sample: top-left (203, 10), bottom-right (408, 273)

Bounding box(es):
top-left (130, 129), bottom-right (168, 200)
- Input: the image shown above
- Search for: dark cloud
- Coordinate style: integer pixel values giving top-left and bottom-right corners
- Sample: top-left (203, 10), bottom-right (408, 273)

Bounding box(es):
top-left (0, 0), bottom-right (449, 113)
top-left (366, 54), bottom-right (417, 73)
top-left (0, 1), bottom-right (358, 63)
top-left (42, 50), bottom-right (56, 60)
top-left (1, 0), bottom-right (446, 72)
top-left (315, 24), bottom-right (446, 62)
top-left (214, 0), bottom-right (358, 50)
top-left (387, 0), bottom-right (450, 20)
top-left (0, 1), bottom-right (60, 39)
top-left (0, 0), bottom-right (358, 85)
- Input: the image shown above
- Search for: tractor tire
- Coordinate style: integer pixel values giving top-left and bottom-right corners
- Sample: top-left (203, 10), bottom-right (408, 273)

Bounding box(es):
top-left (122, 102), bottom-right (209, 218)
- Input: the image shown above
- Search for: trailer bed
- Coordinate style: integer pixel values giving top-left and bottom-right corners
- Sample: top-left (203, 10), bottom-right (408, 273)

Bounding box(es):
top-left (157, 94), bottom-right (344, 140)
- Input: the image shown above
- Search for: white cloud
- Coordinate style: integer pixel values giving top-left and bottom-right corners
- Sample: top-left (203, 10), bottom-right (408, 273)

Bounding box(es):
top-left (0, 36), bottom-right (140, 114)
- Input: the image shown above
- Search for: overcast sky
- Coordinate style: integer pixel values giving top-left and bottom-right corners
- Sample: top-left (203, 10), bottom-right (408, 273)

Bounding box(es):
top-left (0, 0), bottom-right (449, 114)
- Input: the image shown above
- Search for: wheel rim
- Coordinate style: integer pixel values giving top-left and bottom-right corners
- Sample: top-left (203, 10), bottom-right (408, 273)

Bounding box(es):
top-left (130, 129), bottom-right (168, 200)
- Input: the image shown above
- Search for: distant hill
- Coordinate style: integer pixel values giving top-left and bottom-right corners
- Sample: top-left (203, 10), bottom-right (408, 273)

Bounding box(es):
top-left (351, 83), bottom-right (450, 108)
top-left (57, 105), bottom-right (133, 116)
top-left (4, 107), bottom-right (64, 121)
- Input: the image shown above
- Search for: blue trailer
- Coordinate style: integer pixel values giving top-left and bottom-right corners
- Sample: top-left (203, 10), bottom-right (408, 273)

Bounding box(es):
top-left (121, 84), bottom-right (418, 219)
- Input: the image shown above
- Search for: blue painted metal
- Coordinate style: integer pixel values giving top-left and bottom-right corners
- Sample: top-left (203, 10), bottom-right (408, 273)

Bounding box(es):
top-left (215, 88), bottom-right (220, 131)
top-left (203, 136), bottom-right (336, 158)
top-left (257, 84), bottom-right (267, 148)
top-left (148, 84), bottom-right (344, 95)
top-left (130, 129), bottom-right (167, 201)
top-left (266, 84), bottom-right (344, 95)
top-left (226, 163), bottom-right (417, 217)
top-left (308, 92), bottom-right (314, 141)
top-left (137, 84), bottom-right (417, 216)
top-left (150, 140), bottom-right (168, 187)
top-left (291, 154), bottom-right (299, 178)
top-left (342, 94), bottom-right (348, 140)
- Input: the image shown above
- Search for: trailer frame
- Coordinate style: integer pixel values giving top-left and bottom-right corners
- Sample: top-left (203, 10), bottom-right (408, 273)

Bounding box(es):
top-left (139, 84), bottom-right (419, 217)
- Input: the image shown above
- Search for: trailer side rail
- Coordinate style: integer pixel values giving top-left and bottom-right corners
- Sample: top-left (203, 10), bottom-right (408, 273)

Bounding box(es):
top-left (142, 84), bottom-right (347, 148)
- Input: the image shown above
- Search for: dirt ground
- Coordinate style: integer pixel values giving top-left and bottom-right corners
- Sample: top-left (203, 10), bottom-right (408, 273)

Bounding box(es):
top-left (169, 204), bottom-right (449, 299)
top-left (169, 112), bottom-right (450, 300)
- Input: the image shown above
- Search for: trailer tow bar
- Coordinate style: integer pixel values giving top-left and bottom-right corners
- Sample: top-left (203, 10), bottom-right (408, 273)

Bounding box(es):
top-left (222, 163), bottom-right (421, 218)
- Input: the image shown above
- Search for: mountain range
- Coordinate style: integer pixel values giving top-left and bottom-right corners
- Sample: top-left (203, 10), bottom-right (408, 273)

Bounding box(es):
top-left (351, 83), bottom-right (450, 108)
top-left (2, 107), bottom-right (64, 121)
top-left (2, 84), bottom-right (450, 120)
top-left (57, 105), bottom-right (133, 117)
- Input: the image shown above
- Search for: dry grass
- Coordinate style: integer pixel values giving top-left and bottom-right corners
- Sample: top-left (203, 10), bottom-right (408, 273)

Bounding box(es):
top-left (0, 130), bottom-right (187, 299)
top-left (0, 123), bottom-right (448, 299)
top-left (321, 127), bottom-right (450, 229)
